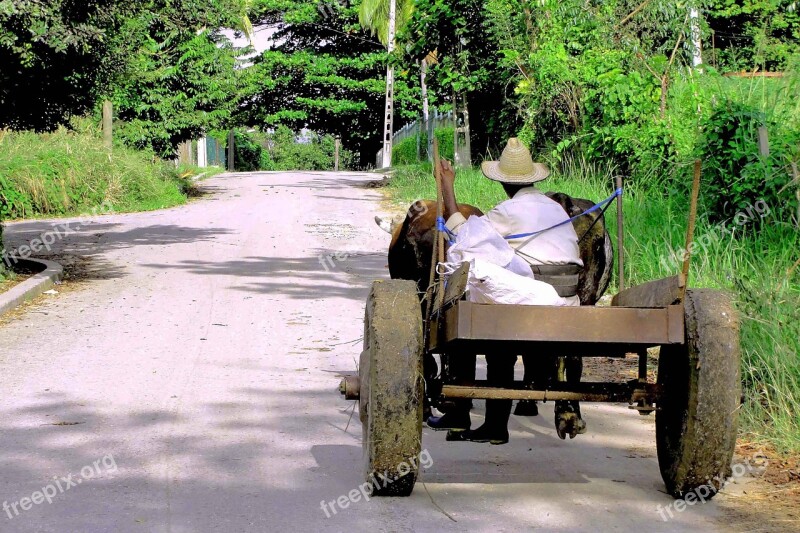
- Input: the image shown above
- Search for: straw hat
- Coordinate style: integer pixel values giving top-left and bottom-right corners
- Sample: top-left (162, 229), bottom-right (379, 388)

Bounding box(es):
top-left (481, 138), bottom-right (550, 184)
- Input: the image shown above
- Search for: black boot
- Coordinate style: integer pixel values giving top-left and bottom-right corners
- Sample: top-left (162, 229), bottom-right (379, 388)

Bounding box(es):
top-left (427, 408), bottom-right (471, 431)
top-left (446, 422), bottom-right (509, 445)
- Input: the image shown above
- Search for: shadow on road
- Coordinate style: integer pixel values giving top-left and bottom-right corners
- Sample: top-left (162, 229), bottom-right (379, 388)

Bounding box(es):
top-left (142, 251), bottom-right (389, 301)
top-left (0, 383), bottom-right (689, 531)
top-left (4, 223), bottom-right (235, 282)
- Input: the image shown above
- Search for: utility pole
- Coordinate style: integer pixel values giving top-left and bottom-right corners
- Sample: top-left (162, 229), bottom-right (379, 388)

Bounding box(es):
top-left (690, 6), bottom-right (703, 68)
top-left (380, 0), bottom-right (396, 169)
top-left (421, 58), bottom-right (431, 161)
top-left (334, 135), bottom-right (341, 171)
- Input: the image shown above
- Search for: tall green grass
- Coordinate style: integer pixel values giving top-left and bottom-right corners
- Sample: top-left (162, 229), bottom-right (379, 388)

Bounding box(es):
top-left (387, 159), bottom-right (800, 453)
top-left (0, 127), bottom-right (192, 220)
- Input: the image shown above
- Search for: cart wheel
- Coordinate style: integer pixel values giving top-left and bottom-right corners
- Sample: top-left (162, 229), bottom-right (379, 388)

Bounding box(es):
top-left (359, 280), bottom-right (423, 497)
top-left (656, 289), bottom-right (740, 498)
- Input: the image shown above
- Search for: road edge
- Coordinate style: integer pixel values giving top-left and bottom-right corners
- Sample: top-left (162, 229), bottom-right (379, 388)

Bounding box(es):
top-left (0, 258), bottom-right (63, 317)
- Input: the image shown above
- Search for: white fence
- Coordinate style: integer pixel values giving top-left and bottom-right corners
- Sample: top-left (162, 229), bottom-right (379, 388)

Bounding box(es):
top-left (375, 111), bottom-right (455, 168)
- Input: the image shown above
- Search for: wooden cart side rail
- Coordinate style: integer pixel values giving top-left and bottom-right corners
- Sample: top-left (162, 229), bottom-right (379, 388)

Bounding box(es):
top-left (432, 301), bottom-right (684, 351)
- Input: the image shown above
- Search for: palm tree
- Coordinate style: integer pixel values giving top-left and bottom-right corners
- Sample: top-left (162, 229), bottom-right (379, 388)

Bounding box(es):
top-left (358, 0), bottom-right (414, 47)
top-left (359, 0), bottom-right (433, 161)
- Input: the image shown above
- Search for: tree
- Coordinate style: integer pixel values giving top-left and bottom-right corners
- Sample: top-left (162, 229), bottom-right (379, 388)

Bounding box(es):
top-left (705, 0), bottom-right (800, 70)
top-left (242, 0), bottom-right (418, 167)
top-left (402, 0), bottom-right (519, 161)
top-left (358, 0), bottom-right (413, 46)
top-left (105, 0), bottom-right (255, 157)
top-left (0, 0), bottom-right (130, 130)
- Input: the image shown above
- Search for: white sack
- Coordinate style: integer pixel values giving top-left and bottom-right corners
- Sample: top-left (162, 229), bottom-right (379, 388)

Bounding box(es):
top-left (465, 258), bottom-right (570, 306)
top-left (446, 215), bottom-right (532, 277)
top-left (442, 215), bottom-right (572, 306)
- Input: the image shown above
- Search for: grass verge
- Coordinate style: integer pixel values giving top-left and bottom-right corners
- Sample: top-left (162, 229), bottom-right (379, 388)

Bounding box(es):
top-left (0, 128), bottom-right (194, 220)
top-left (386, 160), bottom-right (800, 454)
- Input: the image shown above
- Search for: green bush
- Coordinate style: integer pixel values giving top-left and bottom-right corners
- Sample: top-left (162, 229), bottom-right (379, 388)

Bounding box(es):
top-left (392, 127), bottom-right (454, 165)
top-left (253, 125), bottom-right (353, 171)
top-left (697, 101), bottom-right (800, 224)
top-left (233, 131), bottom-right (263, 172)
top-left (0, 127), bottom-right (188, 219)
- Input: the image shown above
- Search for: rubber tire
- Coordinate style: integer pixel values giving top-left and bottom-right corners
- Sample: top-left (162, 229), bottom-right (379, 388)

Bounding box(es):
top-left (359, 280), bottom-right (423, 496)
top-left (656, 289), bottom-right (741, 498)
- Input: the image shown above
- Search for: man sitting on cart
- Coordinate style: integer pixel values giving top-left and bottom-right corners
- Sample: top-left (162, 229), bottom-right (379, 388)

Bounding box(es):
top-left (427, 138), bottom-right (587, 444)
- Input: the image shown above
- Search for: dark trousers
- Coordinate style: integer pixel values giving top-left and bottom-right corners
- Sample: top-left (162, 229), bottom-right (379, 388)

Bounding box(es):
top-left (483, 354), bottom-right (517, 431)
top-left (444, 353), bottom-right (549, 428)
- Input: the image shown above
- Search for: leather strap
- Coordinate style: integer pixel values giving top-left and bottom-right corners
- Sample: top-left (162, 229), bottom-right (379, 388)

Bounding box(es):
top-left (530, 264), bottom-right (581, 298)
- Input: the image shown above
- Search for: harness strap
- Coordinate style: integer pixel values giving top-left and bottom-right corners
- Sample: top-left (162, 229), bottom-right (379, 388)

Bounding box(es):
top-left (504, 187), bottom-right (623, 242)
top-left (531, 264), bottom-right (580, 298)
top-left (436, 216), bottom-right (456, 245)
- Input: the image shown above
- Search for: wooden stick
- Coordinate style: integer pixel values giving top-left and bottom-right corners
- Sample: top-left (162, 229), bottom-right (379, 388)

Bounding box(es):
top-left (432, 139), bottom-right (446, 312)
top-left (680, 161), bottom-right (702, 302)
top-left (787, 257), bottom-right (800, 279)
top-left (425, 140), bottom-right (442, 321)
top-left (615, 175), bottom-right (625, 292)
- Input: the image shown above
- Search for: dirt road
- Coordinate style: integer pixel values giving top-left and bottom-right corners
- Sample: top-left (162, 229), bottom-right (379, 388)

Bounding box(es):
top-left (0, 172), bottom-right (760, 532)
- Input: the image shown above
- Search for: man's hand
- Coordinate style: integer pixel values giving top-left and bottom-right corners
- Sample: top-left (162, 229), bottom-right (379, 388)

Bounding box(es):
top-left (438, 159), bottom-right (458, 220)
top-left (439, 159), bottom-right (455, 190)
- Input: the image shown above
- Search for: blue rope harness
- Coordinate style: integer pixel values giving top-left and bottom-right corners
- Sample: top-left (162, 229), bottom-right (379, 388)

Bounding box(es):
top-left (434, 187), bottom-right (623, 246)
top-left (436, 216), bottom-right (456, 245)
top-left (503, 187), bottom-right (623, 241)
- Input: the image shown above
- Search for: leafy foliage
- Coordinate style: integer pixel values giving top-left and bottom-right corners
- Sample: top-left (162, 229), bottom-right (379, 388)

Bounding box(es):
top-left (0, 0), bottom-right (249, 157)
top-left (107, 0), bottom-right (251, 157)
top-left (0, 0), bottom-right (127, 129)
top-left (243, 0), bottom-right (417, 167)
top-left (400, 0), bottom-right (520, 160)
top-left (392, 128), bottom-right (454, 165)
top-left (233, 125), bottom-right (353, 171)
top-left (706, 0), bottom-right (800, 70)
top-left (358, 0), bottom-right (414, 46)
top-left (698, 98), bottom-right (800, 224)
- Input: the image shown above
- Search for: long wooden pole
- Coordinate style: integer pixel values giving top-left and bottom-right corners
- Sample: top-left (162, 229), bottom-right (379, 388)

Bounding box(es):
top-left (615, 175), bottom-right (625, 292)
top-left (433, 140), bottom-right (446, 311)
top-left (679, 161), bottom-right (703, 301)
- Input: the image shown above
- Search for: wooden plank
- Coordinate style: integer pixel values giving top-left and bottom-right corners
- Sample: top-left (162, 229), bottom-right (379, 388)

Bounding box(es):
top-left (440, 301), bottom-right (683, 346)
top-left (433, 261), bottom-right (469, 315)
top-left (441, 382), bottom-right (662, 402)
top-left (611, 275), bottom-right (682, 308)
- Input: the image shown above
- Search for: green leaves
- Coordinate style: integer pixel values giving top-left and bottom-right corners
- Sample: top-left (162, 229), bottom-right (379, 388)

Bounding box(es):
top-left (241, 0), bottom-right (419, 166)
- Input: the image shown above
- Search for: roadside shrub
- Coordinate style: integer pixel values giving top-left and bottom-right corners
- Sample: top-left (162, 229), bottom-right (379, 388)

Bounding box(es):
top-left (0, 127), bottom-right (187, 219)
top-left (233, 131), bottom-right (263, 172)
top-left (392, 127), bottom-right (454, 165)
top-left (698, 101), bottom-right (800, 224)
top-left (254, 125), bottom-right (353, 171)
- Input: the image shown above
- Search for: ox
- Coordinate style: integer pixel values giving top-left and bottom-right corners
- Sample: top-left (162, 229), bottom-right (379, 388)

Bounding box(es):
top-left (375, 193), bottom-right (613, 438)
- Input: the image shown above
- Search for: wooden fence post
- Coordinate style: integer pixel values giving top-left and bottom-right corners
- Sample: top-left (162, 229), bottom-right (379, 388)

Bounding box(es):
top-left (227, 130), bottom-right (235, 172)
top-left (102, 100), bottom-right (113, 150)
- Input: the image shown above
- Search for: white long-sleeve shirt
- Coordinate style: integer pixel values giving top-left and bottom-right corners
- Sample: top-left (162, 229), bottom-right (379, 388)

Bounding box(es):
top-left (445, 186), bottom-right (583, 267)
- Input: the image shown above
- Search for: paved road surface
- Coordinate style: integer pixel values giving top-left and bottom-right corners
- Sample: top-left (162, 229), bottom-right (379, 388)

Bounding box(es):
top-left (0, 172), bottom-right (745, 532)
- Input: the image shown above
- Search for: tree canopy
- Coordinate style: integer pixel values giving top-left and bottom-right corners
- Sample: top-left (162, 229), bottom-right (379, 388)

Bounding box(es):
top-left (241, 0), bottom-right (419, 166)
